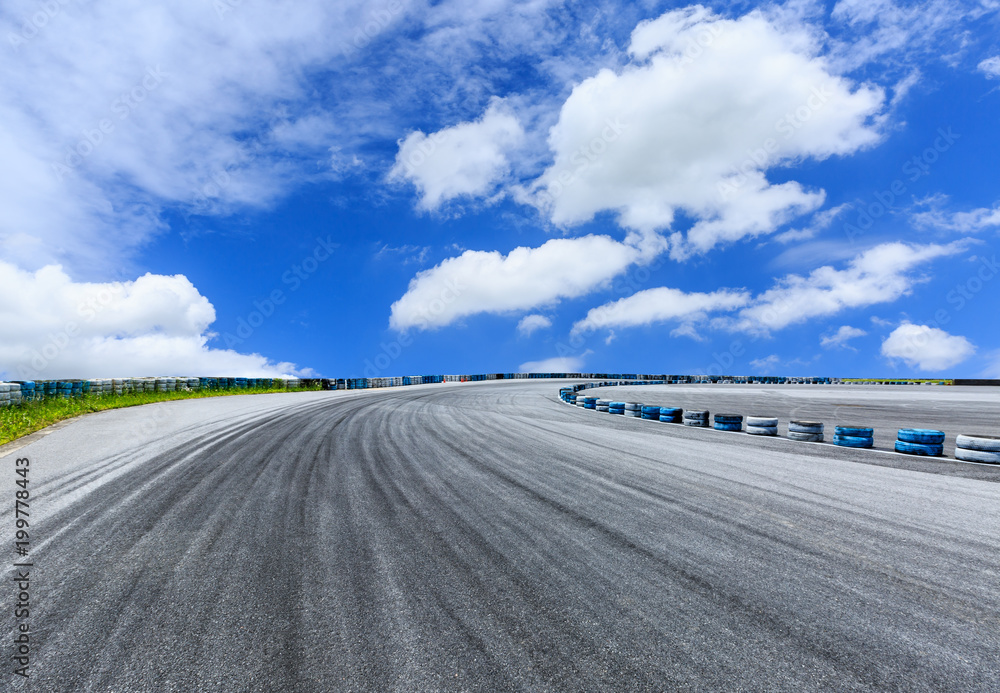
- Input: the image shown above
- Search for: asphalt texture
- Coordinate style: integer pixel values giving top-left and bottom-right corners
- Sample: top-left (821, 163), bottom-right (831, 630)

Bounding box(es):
top-left (1, 381), bottom-right (998, 692)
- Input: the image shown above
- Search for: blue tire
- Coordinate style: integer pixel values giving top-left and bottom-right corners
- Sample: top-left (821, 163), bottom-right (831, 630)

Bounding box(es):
top-left (641, 406), bottom-right (660, 415)
top-left (834, 434), bottom-right (874, 448)
top-left (714, 414), bottom-right (743, 424)
top-left (659, 415), bottom-right (681, 423)
top-left (714, 422), bottom-right (743, 432)
top-left (897, 429), bottom-right (945, 445)
top-left (835, 425), bottom-right (873, 438)
top-left (659, 407), bottom-right (682, 417)
top-left (895, 440), bottom-right (943, 456)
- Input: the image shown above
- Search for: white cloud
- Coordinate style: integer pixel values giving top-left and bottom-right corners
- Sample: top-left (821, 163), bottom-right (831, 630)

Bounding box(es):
top-left (978, 56), bottom-right (1000, 78)
top-left (571, 286), bottom-right (750, 334)
top-left (750, 354), bottom-right (781, 373)
top-left (728, 241), bottom-right (968, 334)
top-left (1, 1), bottom-right (395, 271)
top-left (518, 355), bottom-right (587, 373)
top-left (517, 314), bottom-right (552, 337)
top-left (881, 323), bottom-right (975, 371)
top-left (829, 0), bottom-right (977, 69)
top-left (389, 231), bottom-right (665, 330)
top-left (912, 201), bottom-right (1000, 232)
top-left (0, 261), bottom-right (309, 379)
top-left (528, 6), bottom-right (884, 257)
top-left (821, 325), bottom-right (867, 349)
top-left (773, 203), bottom-right (851, 244)
top-left (389, 98), bottom-right (525, 210)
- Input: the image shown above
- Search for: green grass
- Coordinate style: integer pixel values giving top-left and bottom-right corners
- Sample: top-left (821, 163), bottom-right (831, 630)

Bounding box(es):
top-left (0, 385), bottom-right (322, 447)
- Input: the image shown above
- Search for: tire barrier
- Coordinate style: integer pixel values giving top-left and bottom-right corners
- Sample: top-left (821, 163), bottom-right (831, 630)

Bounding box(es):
top-left (788, 421), bottom-right (824, 442)
top-left (584, 397), bottom-right (598, 410)
top-left (609, 402), bottom-right (625, 415)
top-left (746, 415), bottom-right (778, 436)
top-left (895, 429), bottom-right (945, 457)
top-left (641, 405), bottom-right (660, 420)
top-left (954, 434), bottom-right (1000, 464)
top-left (624, 403), bottom-right (642, 418)
top-left (596, 399), bottom-right (610, 412)
top-left (683, 410), bottom-right (710, 427)
top-left (713, 414), bottom-right (743, 432)
top-left (658, 407), bottom-right (682, 423)
top-left (834, 425), bottom-right (874, 449)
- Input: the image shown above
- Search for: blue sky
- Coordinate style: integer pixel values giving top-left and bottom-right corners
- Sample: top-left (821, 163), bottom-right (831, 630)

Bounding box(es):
top-left (1, 0), bottom-right (999, 379)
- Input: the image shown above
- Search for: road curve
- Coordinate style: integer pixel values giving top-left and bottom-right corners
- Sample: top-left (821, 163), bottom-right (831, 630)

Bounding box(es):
top-left (2, 382), bottom-right (999, 691)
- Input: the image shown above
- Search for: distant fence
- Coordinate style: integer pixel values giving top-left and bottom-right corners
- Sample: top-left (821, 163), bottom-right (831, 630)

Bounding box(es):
top-left (0, 372), bottom-right (987, 407)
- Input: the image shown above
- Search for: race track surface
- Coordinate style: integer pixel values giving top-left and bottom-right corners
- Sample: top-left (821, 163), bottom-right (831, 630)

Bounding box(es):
top-left (2, 382), bottom-right (999, 691)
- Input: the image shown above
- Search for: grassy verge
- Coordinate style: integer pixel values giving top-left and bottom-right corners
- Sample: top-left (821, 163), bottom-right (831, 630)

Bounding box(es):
top-left (0, 385), bottom-right (322, 447)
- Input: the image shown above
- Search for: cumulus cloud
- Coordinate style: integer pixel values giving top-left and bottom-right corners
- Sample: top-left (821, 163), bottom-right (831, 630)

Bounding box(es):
top-left (0, 261), bottom-right (310, 379)
top-left (977, 56), bottom-right (1000, 78)
top-left (571, 241), bottom-right (968, 339)
top-left (518, 355), bottom-right (587, 373)
top-left (517, 314), bottom-right (552, 337)
top-left (728, 241), bottom-right (968, 334)
top-left (821, 325), bottom-right (867, 349)
top-left (571, 286), bottom-right (750, 334)
top-left (390, 99), bottom-right (525, 210)
top-left (528, 5), bottom-right (884, 257)
top-left (389, 231), bottom-right (665, 330)
top-left (881, 323), bottom-right (975, 371)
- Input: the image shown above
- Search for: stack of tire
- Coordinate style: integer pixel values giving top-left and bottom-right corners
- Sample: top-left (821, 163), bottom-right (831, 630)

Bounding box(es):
top-left (714, 413), bottom-right (743, 432)
top-left (0, 382), bottom-right (10, 407)
top-left (746, 416), bottom-right (778, 436)
top-left (788, 421), bottom-right (824, 442)
top-left (624, 402), bottom-right (642, 418)
top-left (641, 405), bottom-right (660, 420)
top-left (683, 410), bottom-right (709, 427)
top-left (57, 381), bottom-right (73, 399)
top-left (14, 381), bottom-right (34, 402)
top-left (596, 399), bottom-right (611, 412)
top-left (954, 434), bottom-right (1000, 464)
top-left (895, 429), bottom-right (944, 456)
top-left (658, 407), bottom-right (682, 423)
top-left (608, 401), bottom-right (626, 415)
top-left (834, 425), bottom-right (874, 448)
top-left (583, 397), bottom-right (597, 410)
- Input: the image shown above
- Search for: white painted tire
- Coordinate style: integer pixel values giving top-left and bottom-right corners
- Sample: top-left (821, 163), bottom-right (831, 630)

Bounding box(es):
top-left (788, 431), bottom-right (824, 442)
top-left (683, 420), bottom-right (708, 427)
top-left (746, 425), bottom-right (778, 436)
top-left (789, 421), bottom-right (824, 434)
top-left (747, 416), bottom-right (778, 428)
top-left (955, 448), bottom-right (1000, 464)
top-left (624, 402), bottom-right (641, 411)
top-left (955, 434), bottom-right (1000, 452)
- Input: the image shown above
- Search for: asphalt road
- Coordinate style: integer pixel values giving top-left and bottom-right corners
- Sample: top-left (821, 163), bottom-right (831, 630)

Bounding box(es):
top-left (1, 382), bottom-right (998, 691)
